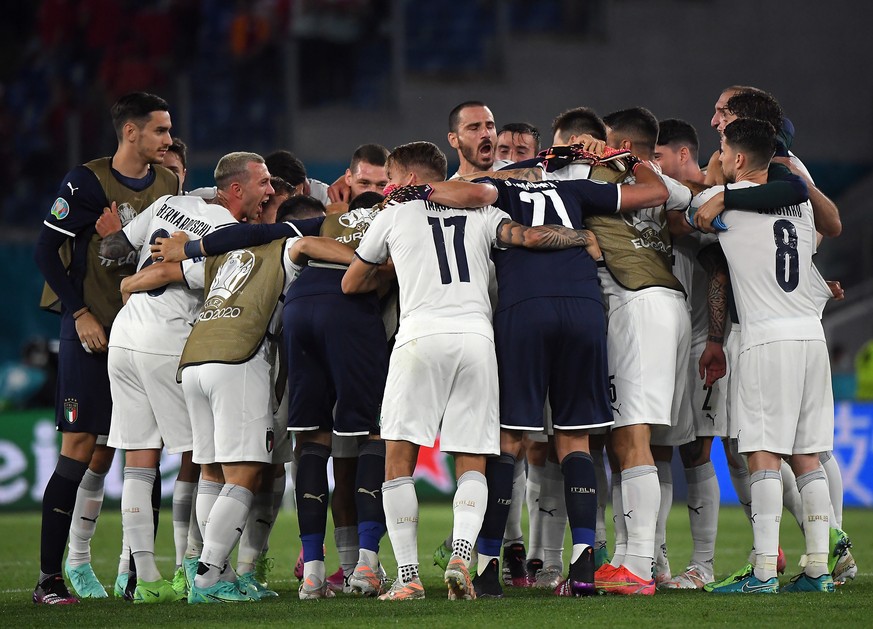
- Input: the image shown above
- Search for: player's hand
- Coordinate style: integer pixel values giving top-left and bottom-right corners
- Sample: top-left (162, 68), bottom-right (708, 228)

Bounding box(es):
top-left (827, 280), bottom-right (845, 300)
top-left (327, 176), bottom-right (351, 203)
top-left (95, 202), bottom-right (122, 238)
top-left (698, 340), bottom-right (726, 387)
top-left (75, 311), bottom-right (108, 353)
top-left (694, 191), bottom-right (726, 233)
top-left (150, 231), bottom-right (189, 262)
top-left (575, 134), bottom-right (606, 156)
top-left (583, 229), bottom-right (602, 261)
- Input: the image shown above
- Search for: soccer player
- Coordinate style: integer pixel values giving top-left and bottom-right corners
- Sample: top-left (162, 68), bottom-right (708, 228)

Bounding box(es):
top-left (342, 141), bottom-right (605, 601)
top-left (654, 119), bottom-right (729, 589)
top-left (32, 92), bottom-right (178, 605)
top-left (152, 179), bottom-right (393, 601)
top-left (706, 118), bottom-right (835, 594)
top-left (448, 101), bottom-right (498, 178)
top-left (495, 122), bottom-right (541, 165)
top-left (327, 143), bottom-right (391, 204)
top-left (95, 156), bottom-right (240, 603)
top-left (421, 155), bottom-right (671, 599)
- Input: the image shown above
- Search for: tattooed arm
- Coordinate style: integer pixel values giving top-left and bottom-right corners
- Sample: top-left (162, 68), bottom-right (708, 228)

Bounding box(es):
top-left (495, 219), bottom-right (595, 251)
top-left (696, 242), bottom-right (729, 386)
top-left (98, 231), bottom-right (136, 260)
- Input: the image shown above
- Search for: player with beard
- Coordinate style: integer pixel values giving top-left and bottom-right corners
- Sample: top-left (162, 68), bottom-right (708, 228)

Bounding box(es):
top-left (448, 101), bottom-right (497, 178)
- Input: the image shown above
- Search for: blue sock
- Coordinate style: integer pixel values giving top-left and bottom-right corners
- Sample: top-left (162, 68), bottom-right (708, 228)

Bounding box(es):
top-left (562, 451), bottom-right (596, 548)
top-left (295, 442), bottom-right (330, 562)
top-left (476, 452), bottom-right (515, 556)
top-left (356, 440), bottom-right (386, 552)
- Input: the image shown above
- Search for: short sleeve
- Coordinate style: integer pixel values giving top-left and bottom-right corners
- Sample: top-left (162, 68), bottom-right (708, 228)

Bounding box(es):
top-left (181, 258), bottom-right (205, 290)
top-left (355, 210), bottom-right (392, 264)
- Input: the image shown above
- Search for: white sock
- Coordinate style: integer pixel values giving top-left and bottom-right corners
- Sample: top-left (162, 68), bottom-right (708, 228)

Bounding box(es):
top-left (780, 460), bottom-right (804, 532)
top-left (526, 463), bottom-right (544, 561)
top-left (750, 470), bottom-right (782, 581)
top-left (591, 447), bottom-right (609, 549)
top-left (610, 475), bottom-right (627, 567)
top-left (237, 491), bottom-right (274, 575)
top-left (819, 452), bottom-right (843, 529)
top-left (186, 483), bottom-right (203, 558)
top-left (727, 443), bottom-right (753, 523)
top-left (172, 480), bottom-right (196, 567)
top-left (197, 484), bottom-right (253, 588)
top-left (797, 469), bottom-right (830, 578)
top-left (540, 460), bottom-right (567, 571)
top-left (654, 459), bottom-right (673, 566)
top-left (67, 468), bottom-right (107, 567)
top-left (685, 462), bottom-right (719, 571)
top-left (195, 479), bottom-right (223, 544)
top-left (451, 471), bottom-right (488, 569)
top-left (123, 467), bottom-right (161, 582)
top-left (117, 530), bottom-right (130, 577)
top-left (334, 526), bottom-right (359, 575)
top-left (383, 477), bottom-right (419, 583)
top-left (503, 459), bottom-right (525, 545)
top-left (621, 465), bottom-right (659, 580)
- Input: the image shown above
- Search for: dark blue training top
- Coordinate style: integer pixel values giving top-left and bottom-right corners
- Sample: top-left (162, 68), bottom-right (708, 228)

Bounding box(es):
top-left (479, 176), bottom-right (619, 311)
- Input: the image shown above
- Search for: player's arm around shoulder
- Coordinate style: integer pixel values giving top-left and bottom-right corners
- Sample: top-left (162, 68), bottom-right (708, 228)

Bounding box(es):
top-left (495, 218), bottom-right (597, 252)
top-left (120, 261), bottom-right (184, 304)
top-left (613, 162), bottom-right (670, 213)
top-left (288, 236), bottom-right (355, 266)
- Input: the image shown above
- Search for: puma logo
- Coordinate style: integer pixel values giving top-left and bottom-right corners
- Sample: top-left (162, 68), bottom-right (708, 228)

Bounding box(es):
top-left (687, 505), bottom-right (703, 515)
top-left (303, 493), bottom-right (326, 503)
top-left (611, 403), bottom-right (622, 415)
top-left (235, 527), bottom-right (244, 535)
top-left (53, 508), bottom-right (73, 516)
top-left (623, 510), bottom-right (633, 520)
top-left (357, 488), bottom-right (380, 499)
top-left (539, 507), bottom-right (557, 517)
top-left (80, 515), bottom-right (98, 523)
top-left (67, 182), bottom-right (79, 195)
top-left (255, 518), bottom-right (271, 526)
top-left (706, 413), bottom-right (716, 424)
top-left (750, 513), bottom-right (757, 524)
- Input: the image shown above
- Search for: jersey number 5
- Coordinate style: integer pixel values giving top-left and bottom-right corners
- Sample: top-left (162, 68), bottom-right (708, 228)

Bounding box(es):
top-left (428, 216), bottom-right (469, 284)
top-left (773, 219), bottom-right (798, 292)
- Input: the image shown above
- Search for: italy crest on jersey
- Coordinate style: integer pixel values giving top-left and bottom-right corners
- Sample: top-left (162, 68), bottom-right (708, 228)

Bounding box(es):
top-left (63, 398), bottom-right (78, 424)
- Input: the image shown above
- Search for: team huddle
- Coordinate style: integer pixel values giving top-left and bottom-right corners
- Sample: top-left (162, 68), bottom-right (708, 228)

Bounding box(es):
top-left (31, 87), bottom-right (856, 605)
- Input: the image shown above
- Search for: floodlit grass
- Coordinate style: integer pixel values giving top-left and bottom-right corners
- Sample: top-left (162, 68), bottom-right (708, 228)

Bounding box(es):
top-left (2, 505), bottom-right (870, 626)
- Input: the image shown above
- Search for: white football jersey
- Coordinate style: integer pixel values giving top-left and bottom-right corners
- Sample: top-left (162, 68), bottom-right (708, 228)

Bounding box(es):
top-left (714, 181), bottom-right (830, 351)
top-left (356, 200), bottom-right (510, 347)
top-left (109, 195), bottom-right (237, 355)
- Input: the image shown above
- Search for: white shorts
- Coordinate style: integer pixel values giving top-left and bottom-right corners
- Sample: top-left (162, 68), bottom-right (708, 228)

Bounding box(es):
top-left (182, 357), bottom-right (274, 465)
top-left (688, 338), bottom-right (727, 439)
top-left (735, 340), bottom-right (834, 456)
top-left (380, 333), bottom-right (499, 455)
top-left (270, 379), bottom-right (293, 465)
top-left (724, 327), bottom-right (741, 439)
top-left (107, 348), bottom-right (192, 453)
top-left (608, 290), bottom-right (691, 431)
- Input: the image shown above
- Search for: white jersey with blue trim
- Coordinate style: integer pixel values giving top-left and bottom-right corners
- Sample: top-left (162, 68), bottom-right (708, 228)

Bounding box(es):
top-left (109, 195), bottom-right (237, 355)
top-left (356, 199), bottom-right (510, 347)
top-left (715, 181), bottom-right (830, 352)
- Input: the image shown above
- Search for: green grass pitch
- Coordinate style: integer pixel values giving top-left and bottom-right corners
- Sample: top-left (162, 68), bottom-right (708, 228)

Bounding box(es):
top-left (1, 505), bottom-right (870, 626)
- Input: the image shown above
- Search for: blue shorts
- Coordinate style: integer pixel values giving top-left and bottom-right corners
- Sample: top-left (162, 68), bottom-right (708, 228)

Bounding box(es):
top-left (283, 293), bottom-right (387, 435)
top-left (56, 331), bottom-right (112, 435)
top-left (495, 297), bottom-right (612, 431)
